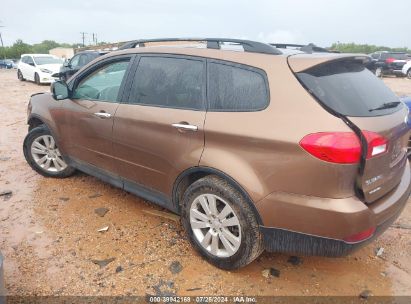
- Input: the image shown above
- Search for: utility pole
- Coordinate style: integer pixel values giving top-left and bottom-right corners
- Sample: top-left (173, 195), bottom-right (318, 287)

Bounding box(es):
top-left (0, 23), bottom-right (5, 59)
top-left (80, 32), bottom-right (87, 47)
top-left (91, 33), bottom-right (98, 45)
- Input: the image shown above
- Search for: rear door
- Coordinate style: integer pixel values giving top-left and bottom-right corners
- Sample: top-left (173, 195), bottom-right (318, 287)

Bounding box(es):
top-left (112, 54), bottom-right (206, 199)
top-left (62, 55), bottom-right (133, 174)
top-left (294, 57), bottom-right (409, 203)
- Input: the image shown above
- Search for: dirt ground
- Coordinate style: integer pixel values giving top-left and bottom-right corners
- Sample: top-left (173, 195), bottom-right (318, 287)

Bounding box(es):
top-left (0, 69), bottom-right (411, 297)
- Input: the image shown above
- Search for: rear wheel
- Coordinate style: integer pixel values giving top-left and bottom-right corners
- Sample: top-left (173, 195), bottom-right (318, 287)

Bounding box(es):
top-left (407, 69), bottom-right (411, 79)
top-left (181, 175), bottom-right (264, 269)
top-left (23, 125), bottom-right (75, 178)
top-left (34, 73), bottom-right (40, 85)
top-left (17, 70), bottom-right (25, 81)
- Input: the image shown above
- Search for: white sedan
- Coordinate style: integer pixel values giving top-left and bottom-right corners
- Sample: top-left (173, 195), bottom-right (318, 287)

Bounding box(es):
top-left (17, 54), bottom-right (63, 84)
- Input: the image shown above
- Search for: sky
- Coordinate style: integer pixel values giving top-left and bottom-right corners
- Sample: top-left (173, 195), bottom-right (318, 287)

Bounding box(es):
top-left (1, 0), bottom-right (410, 48)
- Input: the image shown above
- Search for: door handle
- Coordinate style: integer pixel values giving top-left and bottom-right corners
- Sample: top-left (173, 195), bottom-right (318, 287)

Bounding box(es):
top-left (94, 112), bottom-right (112, 119)
top-left (172, 123), bottom-right (198, 131)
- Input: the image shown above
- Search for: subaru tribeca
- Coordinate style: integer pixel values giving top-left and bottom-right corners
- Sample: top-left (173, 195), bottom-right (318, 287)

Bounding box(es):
top-left (23, 38), bottom-right (411, 269)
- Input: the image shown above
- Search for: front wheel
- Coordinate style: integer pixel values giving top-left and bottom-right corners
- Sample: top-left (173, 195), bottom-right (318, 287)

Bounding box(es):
top-left (34, 73), bottom-right (40, 85)
top-left (375, 68), bottom-right (383, 77)
top-left (181, 175), bottom-right (264, 269)
top-left (23, 125), bottom-right (75, 178)
top-left (17, 70), bottom-right (25, 81)
top-left (407, 69), bottom-right (411, 79)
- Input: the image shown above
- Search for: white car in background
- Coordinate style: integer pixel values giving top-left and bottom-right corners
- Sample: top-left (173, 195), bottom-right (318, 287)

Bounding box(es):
top-left (17, 54), bottom-right (63, 84)
top-left (402, 60), bottom-right (411, 79)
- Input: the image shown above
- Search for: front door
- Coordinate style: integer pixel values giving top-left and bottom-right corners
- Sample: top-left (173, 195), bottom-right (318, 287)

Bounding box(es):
top-left (113, 55), bottom-right (206, 199)
top-left (63, 56), bottom-right (132, 174)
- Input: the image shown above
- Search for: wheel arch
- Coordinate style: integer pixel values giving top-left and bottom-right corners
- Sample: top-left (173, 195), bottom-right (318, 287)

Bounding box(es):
top-left (28, 115), bottom-right (46, 131)
top-left (172, 166), bottom-right (263, 225)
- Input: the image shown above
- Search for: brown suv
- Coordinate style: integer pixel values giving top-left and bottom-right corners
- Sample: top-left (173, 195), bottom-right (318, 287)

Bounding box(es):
top-left (23, 38), bottom-right (411, 269)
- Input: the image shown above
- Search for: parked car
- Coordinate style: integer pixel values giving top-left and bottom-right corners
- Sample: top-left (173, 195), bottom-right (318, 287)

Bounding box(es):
top-left (22, 38), bottom-right (411, 270)
top-left (367, 51), bottom-right (408, 77)
top-left (402, 60), bottom-right (411, 79)
top-left (400, 96), bottom-right (411, 158)
top-left (269, 43), bottom-right (333, 54)
top-left (54, 51), bottom-right (107, 82)
top-left (17, 54), bottom-right (63, 84)
top-left (0, 59), bottom-right (13, 69)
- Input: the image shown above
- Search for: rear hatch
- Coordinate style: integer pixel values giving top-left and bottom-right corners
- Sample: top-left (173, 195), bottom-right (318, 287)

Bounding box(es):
top-left (289, 54), bottom-right (409, 203)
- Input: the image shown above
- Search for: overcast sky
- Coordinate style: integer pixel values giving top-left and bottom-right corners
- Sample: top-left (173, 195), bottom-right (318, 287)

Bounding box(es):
top-left (1, 0), bottom-right (410, 48)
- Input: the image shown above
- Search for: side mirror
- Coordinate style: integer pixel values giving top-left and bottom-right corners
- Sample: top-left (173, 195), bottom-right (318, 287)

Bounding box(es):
top-left (29, 62), bottom-right (35, 67)
top-left (63, 61), bottom-right (70, 68)
top-left (51, 81), bottom-right (69, 100)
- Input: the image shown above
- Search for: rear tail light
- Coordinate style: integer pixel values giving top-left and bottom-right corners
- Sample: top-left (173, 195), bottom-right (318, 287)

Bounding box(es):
top-left (386, 57), bottom-right (395, 63)
top-left (299, 131), bottom-right (388, 164)
top-left (343, 227), bottom-right (376, 243)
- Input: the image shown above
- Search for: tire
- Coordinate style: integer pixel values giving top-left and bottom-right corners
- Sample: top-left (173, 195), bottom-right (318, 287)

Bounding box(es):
top-left (407, 69), bottom-right (411, 79)
top-left (181, 175), bottom-right (264, 269)
top-left (375, 68), bottom-right (383, 78)
top-left (17, 70), bottom-right (25, 81)
top-left (23, 125), bottom-right (75, 178)
top-left (34, 73), bottom-right (40, 85)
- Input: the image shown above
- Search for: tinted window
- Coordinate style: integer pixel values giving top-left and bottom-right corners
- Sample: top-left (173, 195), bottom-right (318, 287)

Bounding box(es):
top-left (129, 56), bottom-right (204, 110)
top-left (70, 55), bottom-right (81, 68)
top-left (26, 56), bottom-right (34, 65)
top-left (297, 60), bottom-right (403, 117)
top-left (79, 54), bottom-right (89, 66)
top-left (208, 62), bottom-right (269, 111)
top-left (381, 53), bottom-right (407, 60)
top-left (73, 59), bottom-right (130, 102)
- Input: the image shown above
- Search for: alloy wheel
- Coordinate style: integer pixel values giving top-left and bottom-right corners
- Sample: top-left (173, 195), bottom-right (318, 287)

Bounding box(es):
top-left (190, 194), bottom-right (241, 258)
top-left (30, 135), bottom-right (67, 172)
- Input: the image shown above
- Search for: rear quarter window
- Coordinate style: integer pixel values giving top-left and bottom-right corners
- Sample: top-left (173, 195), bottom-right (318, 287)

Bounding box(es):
top-left (208, 61), bottom-right (269, 112)
top-left (297, 60), bottom-right (403, 117)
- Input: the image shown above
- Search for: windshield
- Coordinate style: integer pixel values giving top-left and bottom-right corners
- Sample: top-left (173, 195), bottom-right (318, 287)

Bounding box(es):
top-left (33, 56), bottom-right (63, 65)
top-left (297, 60), bottom-right (403, 117)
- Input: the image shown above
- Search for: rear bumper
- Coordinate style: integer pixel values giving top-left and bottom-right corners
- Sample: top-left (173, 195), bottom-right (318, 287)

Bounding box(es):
top-left (257, 161), bottom-right (411, 256)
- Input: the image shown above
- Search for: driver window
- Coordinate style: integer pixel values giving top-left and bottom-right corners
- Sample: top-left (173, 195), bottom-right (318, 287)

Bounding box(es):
top-left (26, 57), bottom-right (34, 65)
top-left (72, 59), bottom-right (130, 102)
top-left (70, 55), bottom-right (81, 68)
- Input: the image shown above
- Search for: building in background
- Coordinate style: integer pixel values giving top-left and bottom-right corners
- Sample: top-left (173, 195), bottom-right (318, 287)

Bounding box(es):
top-left (49, 47), bottom-right (74, 59)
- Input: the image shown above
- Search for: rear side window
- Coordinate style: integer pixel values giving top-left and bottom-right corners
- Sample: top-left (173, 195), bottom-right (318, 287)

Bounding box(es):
top-left (208, 62), bottom-right (269, 111)
top-left (129, 56), bottom-right (205, 110)
top-left (297, 60), bottom-right (403, 117)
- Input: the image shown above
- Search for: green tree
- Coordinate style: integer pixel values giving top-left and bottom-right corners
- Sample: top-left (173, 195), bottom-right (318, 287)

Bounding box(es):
top-left (330, 42), bottom-right (410, 54)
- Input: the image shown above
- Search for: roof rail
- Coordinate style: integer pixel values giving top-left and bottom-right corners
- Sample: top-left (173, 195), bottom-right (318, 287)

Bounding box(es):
top-left (270, 43), bottom-right (331, 54)
top-left (118, 38), bottom-right (282, 55)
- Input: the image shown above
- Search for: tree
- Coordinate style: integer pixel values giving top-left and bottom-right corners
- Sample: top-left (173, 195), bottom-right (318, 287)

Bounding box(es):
top-left (330, 42), bottom-right (410, 54)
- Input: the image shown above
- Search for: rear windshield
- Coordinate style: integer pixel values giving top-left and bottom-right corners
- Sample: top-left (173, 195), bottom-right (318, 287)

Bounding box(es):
top-left (297, 60), bottom-right (403, 117)
top-left (380, 53), bottom-right (407, 60)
